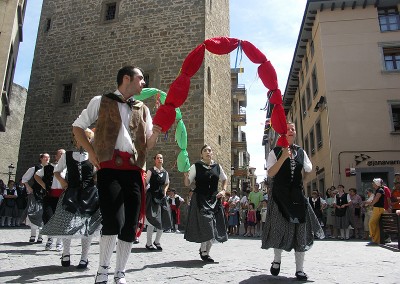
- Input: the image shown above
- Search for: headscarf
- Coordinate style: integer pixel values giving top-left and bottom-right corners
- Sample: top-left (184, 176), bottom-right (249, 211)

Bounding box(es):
top-left (373, 178), bottom-right (382, 187)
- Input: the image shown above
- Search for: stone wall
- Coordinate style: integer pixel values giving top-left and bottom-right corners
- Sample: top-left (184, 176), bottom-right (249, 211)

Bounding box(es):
top-left (18, 0), bottom-right (231, 226)
top-left (0, 83), bottom-right (27, 182)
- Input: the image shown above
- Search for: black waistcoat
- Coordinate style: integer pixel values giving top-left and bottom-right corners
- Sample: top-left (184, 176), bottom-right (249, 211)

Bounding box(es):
top-left (194, 161), bottom-right (220, 200)
top-left (271, 145), bottom-right (307, 223)
top-left (65, 151), bottom-right (95, 189)
top-left (149, 168), bottom-right (167, 200)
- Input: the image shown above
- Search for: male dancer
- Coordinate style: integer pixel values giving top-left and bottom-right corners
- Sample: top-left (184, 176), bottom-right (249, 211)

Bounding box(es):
top-left (72, 65), bottom-right (160, 284)
top-left (34, 149), bottom-right (66, 251)
top-left (22, 153), bottom-right (50, 243)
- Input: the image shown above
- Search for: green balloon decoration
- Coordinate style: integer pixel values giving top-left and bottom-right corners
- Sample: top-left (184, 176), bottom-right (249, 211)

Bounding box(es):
top-left (177, 149), bottom-right (190, 172)
top-left (175, 120), bottom-right (187, 149)
top-left (137, 88), bottom-right (189, 172)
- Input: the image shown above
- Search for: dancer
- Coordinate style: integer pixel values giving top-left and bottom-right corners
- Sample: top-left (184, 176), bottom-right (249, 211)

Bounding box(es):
top-left (262, 122), bottom-right (323, 281)
top-left (183, 144), bottom-right (228, 262)
top-left (145, 153), bottom-right (171, 251)
top-left (41, 128), bottom-right (101, 268)
top-left (34, 149), bottom-right (66, 251)
top-left (72, 65), bottom-right (160, 284)
top-left (167, 189), bottom-right (184, 233)
top-left (22, 153), bottom-right (50, 243)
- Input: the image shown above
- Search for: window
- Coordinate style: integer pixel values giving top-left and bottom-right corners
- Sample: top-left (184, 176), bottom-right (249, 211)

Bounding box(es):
top-left (309, 127), bottom-right (315, 155)
top-left (306, 82), bottom-right (312, 110)
top-left (312, 67), bottom-right (318, 97)
top-left (105, 2), bottom-right (117, 21)
top-left (312, 180), bottom-right (317, 191)
top-left (218, 135), bottom-right (221, 145)
top-left (45, 18), bottom-right (51, 32)
top-left (378, 7), bottom-right (400, 32)
top-left (299, 70), bottom-right (304, 86)
top-left (62, 84), bottom-right (73, 104)
top-left (316, 120), bottom-right (323, 148)
top-left (310, 40), bottom-right (315, 58)
top-left (143, 74), bottom-right (150, 88)
top-left (304, 136), bottom-right (310, 156)
top-left (305, 57), bottom-right (309, 74)
top-left (383, 47), bottom-right (400, 71)
top-left (318, 178), bottom-right (325, 196)
top-left (301, 94), bottom-right (307, 118)
top-left (389, 102), bottom-right (400, 132)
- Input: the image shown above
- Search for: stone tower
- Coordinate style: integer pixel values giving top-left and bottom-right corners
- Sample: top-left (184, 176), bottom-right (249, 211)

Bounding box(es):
top-left (18, 0), bottom-right (231, 195)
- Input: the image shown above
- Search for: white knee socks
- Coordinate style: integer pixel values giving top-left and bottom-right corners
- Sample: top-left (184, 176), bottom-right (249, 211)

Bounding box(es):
top-left (273, 249), bottom-right (282, 268)
top-left (63, 239), bottom-right (71, 256)
top-left (115, 239), bottom-right (132, 277)
top-left (81, 236), bottom-right (92, 261)
top-left (295, 251), bottom-right (305, 272)
top-left (146, 224), bottom-right (154, 246)
top-left (98, 235), bottom-right (117, 273)
top-left (154, 229), bottom-right (163, 244)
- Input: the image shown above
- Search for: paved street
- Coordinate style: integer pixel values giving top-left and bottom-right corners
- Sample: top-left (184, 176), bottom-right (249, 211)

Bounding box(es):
top-left (0, 225), bottom-right (398, 284)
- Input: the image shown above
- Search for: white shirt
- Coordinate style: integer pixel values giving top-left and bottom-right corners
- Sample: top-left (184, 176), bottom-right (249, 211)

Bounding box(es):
top-left (3, 188), bottom-right (17, 197)
top-left (21, 166), bottom-right (37, 183)
top-left (36, 163), bottom-right (66, 189)
top-left (168, 194), bottom-right (184, 205)
top-left (146, 166), bottom-right (170, 186)
top-left (72, 90), bottom-right (153, 154)
top-left (333, 193), bottom-right (352, 204)
top-left (187, 161), bottom-right (227, 185)
top-left (266, 148), bottom-right (312, 174)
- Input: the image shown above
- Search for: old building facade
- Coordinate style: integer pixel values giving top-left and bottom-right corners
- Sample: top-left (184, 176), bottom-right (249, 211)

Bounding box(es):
top-left (0, 0), bottom-right (27, 132)
top-left (17, 0), bottom-right (232, 201)
top-left (264, 0), bottom-right (400, 197)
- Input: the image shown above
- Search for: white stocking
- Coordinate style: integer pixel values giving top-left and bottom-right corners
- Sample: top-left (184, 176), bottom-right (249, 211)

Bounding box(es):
top-left (295, 251), bottom-right (305, 272)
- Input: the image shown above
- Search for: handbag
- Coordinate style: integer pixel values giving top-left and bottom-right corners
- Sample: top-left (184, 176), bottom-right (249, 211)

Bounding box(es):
top-left (62, 185), bottom-right (99, 215)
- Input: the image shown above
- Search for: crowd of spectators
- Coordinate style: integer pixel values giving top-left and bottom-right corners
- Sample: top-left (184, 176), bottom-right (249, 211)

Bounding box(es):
top-left (0, 179), bottom-right (28, 227)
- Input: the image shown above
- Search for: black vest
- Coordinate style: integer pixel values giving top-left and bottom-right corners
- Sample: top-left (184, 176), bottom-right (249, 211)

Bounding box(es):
top-left (194, 161), bottom-right (221, 199)
top-left (148, 168), bottom-right (167, 199)
top-left (309, 197), bottom-right (322, 218)
top-left (42, 164), bottom-right (55, 191)
top-left (5, 188), bottom-right (16, 207)
top-left (65, 151), bottom-right (95, 188)
top-left (271, 145), bottom-right (307, 223)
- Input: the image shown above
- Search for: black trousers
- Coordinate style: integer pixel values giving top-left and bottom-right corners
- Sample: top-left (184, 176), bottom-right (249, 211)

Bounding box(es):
top-left (42, 196), bottom-right (59, 225)
top-left (97, 168), bottom-right (142, 242)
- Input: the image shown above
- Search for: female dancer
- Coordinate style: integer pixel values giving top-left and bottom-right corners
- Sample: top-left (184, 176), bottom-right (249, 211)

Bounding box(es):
top-left (183, 144), bottom-right (228, 262)
top-left (145, 153), bottom-right (171, 250)
top-left (41, 129), bottom-right (101, 268)
top-left (262, 122), bottom-right (323, 281)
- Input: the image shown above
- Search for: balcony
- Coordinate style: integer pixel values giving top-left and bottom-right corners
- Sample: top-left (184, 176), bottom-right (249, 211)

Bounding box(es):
top-left (233, 168), bottom-right (248, 177)
top-left (232, 84), bottom-right (247, 107)
top-left (232, 113), bottom-right (246, 127)
top-left (231, 140), bottom-right (247, 152)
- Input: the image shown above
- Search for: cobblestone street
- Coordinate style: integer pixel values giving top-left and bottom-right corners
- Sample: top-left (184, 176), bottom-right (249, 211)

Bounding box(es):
top-left (0, 226), bottom-right (398, 283)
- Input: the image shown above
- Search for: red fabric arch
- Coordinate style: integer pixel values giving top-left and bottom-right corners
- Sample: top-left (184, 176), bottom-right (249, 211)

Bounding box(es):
top-left (153, 36), bottom-right (288, 146)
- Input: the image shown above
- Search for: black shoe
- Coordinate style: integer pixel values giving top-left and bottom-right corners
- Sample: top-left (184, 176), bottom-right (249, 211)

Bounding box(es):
top-left (199, 249), bottom-right (214, 262)
top-left (77, 259), bottom-right (89, 269)
top-left (36, 237), bottom-right (43, 244)
top-left (295, 271), bottom-right (308, 281)
top-left (61, 255), bottom-right (70, 267)
top-left (145, 244), bottom-right (156, 250)
top-left (29, 236), bottom-right (35, 243)
top-left (270, 261), bottom-right (281, 276)
top-left (153, 242), bottom-right (163, 251)
top-left (133, 238), bottom-right (139, 244)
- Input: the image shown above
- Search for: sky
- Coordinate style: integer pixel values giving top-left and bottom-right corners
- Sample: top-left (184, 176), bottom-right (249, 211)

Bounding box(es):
top-left (14, 0), bottom-right (307, 182)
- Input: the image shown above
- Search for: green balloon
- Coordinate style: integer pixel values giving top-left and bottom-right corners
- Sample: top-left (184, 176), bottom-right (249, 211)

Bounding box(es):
top-left (175, 108), bottom-right (182, 120)
top-left (175, 120), bottom-right (187, 149)
top-left (177, 149), bottom-right (190, 172)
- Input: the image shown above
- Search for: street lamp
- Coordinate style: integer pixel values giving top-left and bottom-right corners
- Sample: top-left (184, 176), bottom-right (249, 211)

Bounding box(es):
top-left (231, 166), bottom-right (235, 191)
top-left (8, 163), bottom-right (15, 183)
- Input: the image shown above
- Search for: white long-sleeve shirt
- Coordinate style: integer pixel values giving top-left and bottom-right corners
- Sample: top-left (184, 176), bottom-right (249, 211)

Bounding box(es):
top-left (72, 90), bottom-right (153, 154)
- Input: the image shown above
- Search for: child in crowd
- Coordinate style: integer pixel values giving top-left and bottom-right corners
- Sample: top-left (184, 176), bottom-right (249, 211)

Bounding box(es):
top-left (245, 203), bottom-right (256, 237)
top-left (260, 199), bottom-right (268, 231)
top-left (228, 202), bottom-right (239, 235)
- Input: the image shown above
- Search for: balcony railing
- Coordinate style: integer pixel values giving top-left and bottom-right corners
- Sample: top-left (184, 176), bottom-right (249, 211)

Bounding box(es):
top-left (232, 114), bottom-right (246, 126)
top-left (231, 140), bottom-right (247, 151)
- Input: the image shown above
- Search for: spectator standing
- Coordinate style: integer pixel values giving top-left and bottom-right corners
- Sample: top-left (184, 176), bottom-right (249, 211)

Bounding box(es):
top-left (260, 199), bottom-right (268, 231)
top-left (15, 180), bottom-right (28, 226)
top-left (349, 188), bottom-right (363, 239)
top-left (228, 190), bottom-right (240, 235)
top-left (248, 184), bottom-right (264, 237)
top-left (240, 191), bottom-right (249, 236)
top-left (334, 185), bottom-right (351, 240)
top-left (325, 189), bottom-right (337, 238)
top-left (228, 202), bottom-right (239, 235)
top-left (246, 203), bottom-right (256, 237)
top-left (1, 180), bottom-right (18, 226)
top-left (367, 178), bottom-right (385, 245)
top-left (391, 180), bottom-right (400, 213)
top-left (362, 188), bottom-right (375, 240)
